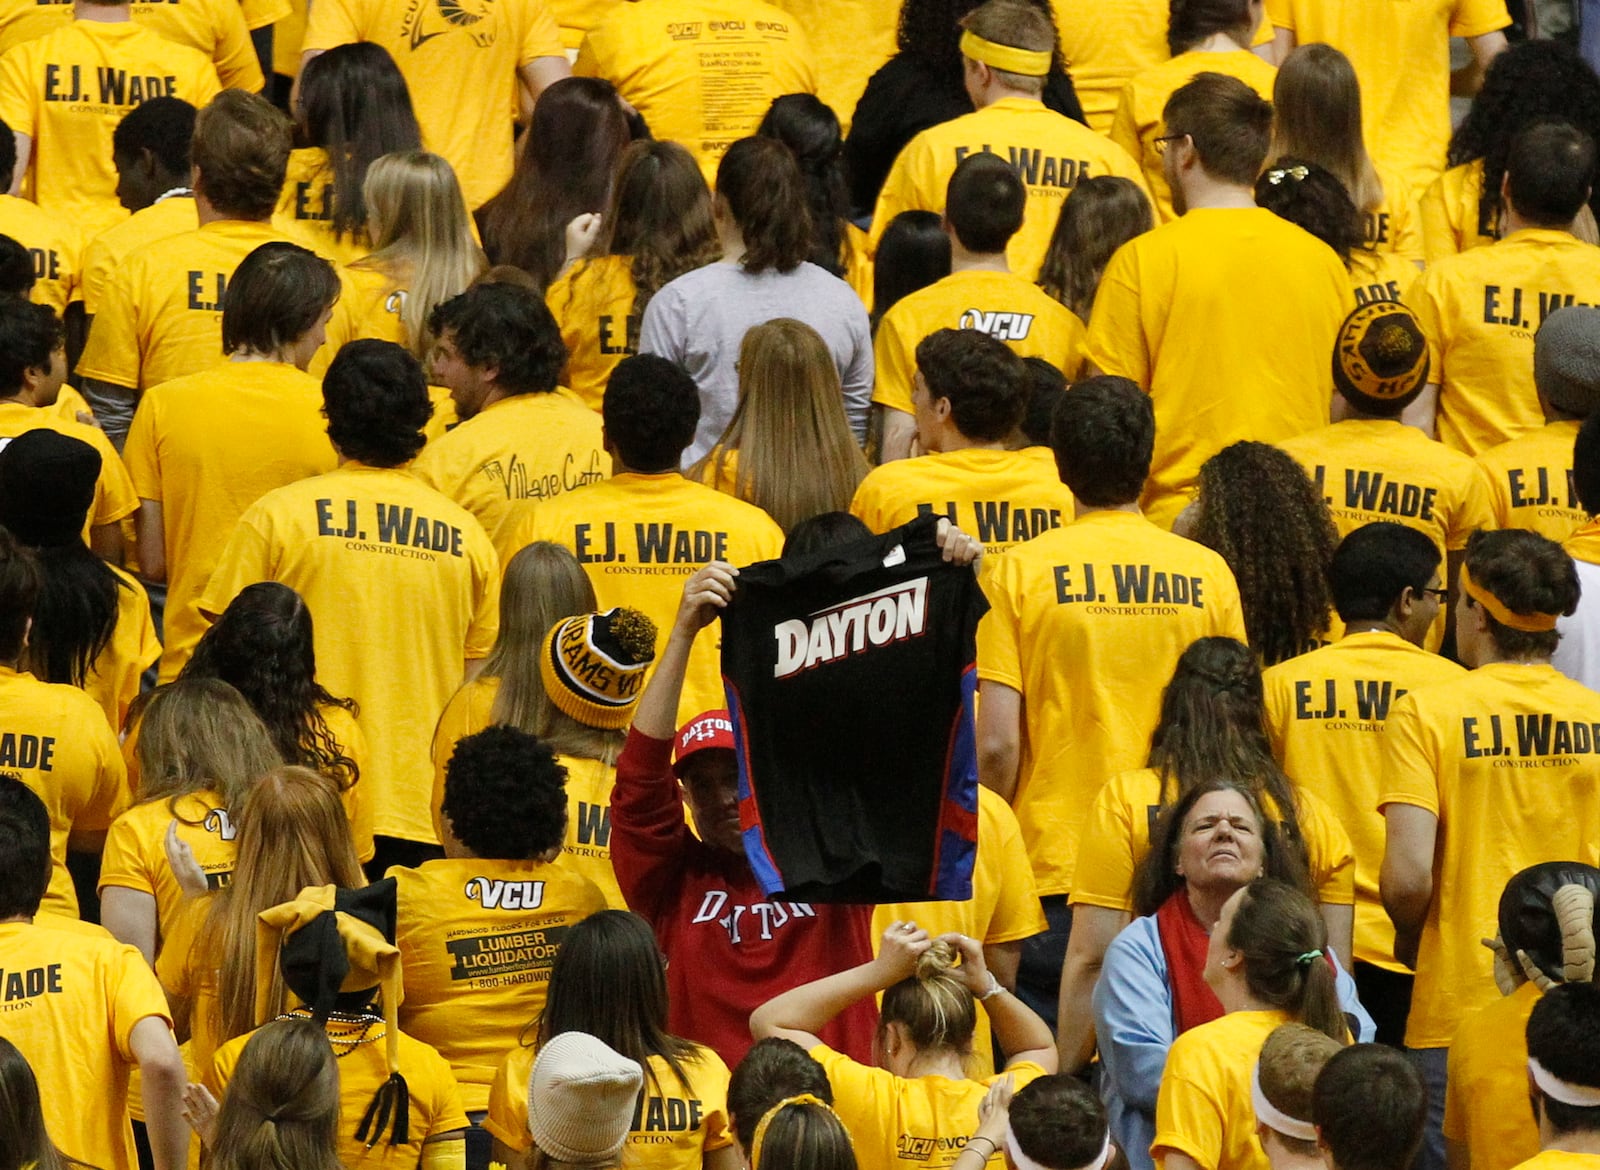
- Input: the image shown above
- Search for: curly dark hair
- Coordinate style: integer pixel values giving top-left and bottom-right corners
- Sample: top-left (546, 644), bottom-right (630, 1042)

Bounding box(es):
top-left (180, 582), bottom-right (358, 792)
top-left (1192, 441), bottom-right (1338, 666)
top-left (322, 340), bottom-right (432, 467)
top-left (441, 726), bottom-right (568, 859)
top-left (426, 282), bottom-right (566, 396)
top-left (1447, 39), bottom-right (1600, 238)
top-left (1254, 157), bottom-right (1363, 268)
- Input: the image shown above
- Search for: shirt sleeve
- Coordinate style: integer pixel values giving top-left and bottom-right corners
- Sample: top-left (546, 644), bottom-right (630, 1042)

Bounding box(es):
top-left (840, 304), bottom-right (874, 443)
top-left (974, 554), bottom-right (1023, 689)
top-left (109, 942), bottom-right (174, 1060)
top-left (1067, 777), bottom-right (1140, 912)
top-left (1419, 171), bottom-right (1463, 264)
top-left (123, 396), bottom-right (161, 502)
top-left (300, 0), bottom-right (363, 54)
top-left (1085, 242), bottom-right (1150, 388)
top-left (88, 430), bottom-right (138, 527)
top-left (482, 1050), bottom-right (533, 1150)
top-left (77, 266), bottom-right (144, 389)
top-left (185, 57), bottom-right (222, 108)
top-left (1263, 0), bottom-right (1294, 32)
top-left (0, 44), bottom-right (38, 139)
top-left (637, 285), bottom-right (686, 364)
top-left (80, 712), bottom-right (130, 830)
top-left (1409, 267), bottom-right (1449, 384)
top-left (1298, 790), bottom-right (1356, 906)
top-left (871, 305), bottom-right (915, 415)
top-left (516, 0), bottom-right (564, 64)
top-left (1377, 692), bottom-right (1441, 816)
top-left (608, 728), bottom-right (695, 922)
top-left (196, 510), bottom-right (275, 621)
top-left (1449, 0), bottom-right (1512, 38)
top-left (866, 139), bottom-right (926, 257)
top-left (1107, 85), bottom-right (1141, 164)
top-left (97, 813), bottom-right (154, 895)
top-left (210, 0), bottom-right (265, 93)
top-left (1447, 464), bottom-right (1496, 551)
top-left (464, 527), bottom-right (501, 659)
top-left (1094, 922), bottom-right (1176, 1114)
top-left (980, 795), bottom-right (1048, 943)
top-left (1152, 1046), bottom-right (1226, 1170)
top-left (1205, 564), bottom-right (1249, 644)
top-left (424, 1043), bottom-right (473, 1135)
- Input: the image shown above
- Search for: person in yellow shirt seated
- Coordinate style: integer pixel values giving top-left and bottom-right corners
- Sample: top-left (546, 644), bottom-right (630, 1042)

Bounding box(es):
top-left (751, 922), bottom-right (1058, 1170)
top-left (124, 241), bottom-right (341, 682)
top-left (870, 0), bottom-right (1146, 284)
top-left (1261, 522), bottom-right (1464, 1048)
top-left (496, 354), bottom-right (784, 725)
top-left (975, 374), bottom-right (1246, 1027)
top-left (197, 340), bottom-right (501, 870)
top-left (1085, 72), bottom-right (1352, 528)
top-left (77, 90), bottom-right (298, 445)
top-left (723, 1039), bottom-right (833, 1166)
top-left (874, 151), bottom-right (1087, 461)
top-left (1477, 305), bottom-right (1600, 542)
top-left (81, 97), bottom-right (196, 324)
top-left (1313, 1045), bottom-right (1427, 1170)
top-left (1511, 983), bottom-right (1600, 1170)
top-left (0, 777), bottom-right (187, 1170)
top-left (414, 282), bottom-right (608, 538)
top-left (1411, 121), bottom-right (1600, 457)
top-left (1252, 1025), bottom-right (1343, 1170)
top-left (856, 328), bottom-right (1073, 553)
top-left (392, 725), bottom-right (607, 1128)
top-left (1278, 301), bottom-right (1493, 649)
top-left (1446, 862), bottom-right (1600, 1170)
top-left (1381, 528), bottom-right (1600, 1170)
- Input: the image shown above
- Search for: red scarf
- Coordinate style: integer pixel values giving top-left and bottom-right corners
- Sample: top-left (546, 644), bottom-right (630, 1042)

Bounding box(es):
top-left (1155, 891), bottom-right (1225, 1035)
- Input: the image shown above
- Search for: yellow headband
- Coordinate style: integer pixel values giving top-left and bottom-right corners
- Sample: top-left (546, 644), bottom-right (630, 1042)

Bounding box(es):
top-left (959, 29), bottom-right (1051, 76)
top-left (750, 1095), bottom-right (843, 1170)
top-left (1460, 565), bottom-right (1560, 633)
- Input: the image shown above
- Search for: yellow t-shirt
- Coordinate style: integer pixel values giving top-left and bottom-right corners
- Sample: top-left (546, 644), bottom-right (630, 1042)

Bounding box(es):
top-left (498, 471), bottom-right (785, 725)
top-left (78, 219), bottom-right (305, 392)
top-left (272, 146), bottom-right (373, 268)
top-left (1378, 662), bottom-right (1600, 1047)
top-left (1261, 631), bottom-right (1468, 971)
top-left (81, 564), bottom-right (160, 732)
top-left (320, 702), bottom-right (375, 862)
top-left (209, 1015), bottom-right (471, 1170)
top-left (80, 194), bottom-right (196, 317)
top-left (1153, 1008), bottom-right (1292, 1170)
top-left (850, 447), bottom-right (1074, 556)
top-left (541, 0), bottom-right (620, 51)
top-left (389, 855), bottom-right (608, 1112)
top-left (1506, 1154), bottom-right (1600, 1170)
top-left (0, 0), bottom-right (259, 87)
top-left (0, 400), bottom-right (138, 536)
top-left (546, 254), bottom-right (640, 412)
top-left (431, 681), bottom-right (626, 907)
top-left (768, 0), bottom-right (892, 135)
top-left (975, 509), bottom-right (1247, 895)
top-left (1364, 164), bottom-right (1425, 262)
top-left (1052, 0), bottom-right (1168, 135)
top-left (871, 96), bottom-right (1148, 283)
top-left (0, 920), bottom-right (172, 1170)
top-left (334, 259), bottom-right (410, 349)
top-left (871, 268), bottom-right (1087, 416)
top-left (122, 359), bottom-right (339, 681)
top-left (0, 191), bottom-right (78, 312)
top-left (1413, 229), bottom-right (1600, 456)
top-left (1475, 419), bottom-right (1587, 542)
top-left (1068, 766), bottom-right (1355, 911)
top-left (1263, 0), bottom-right (1511, 200)
top-left (1109, 47), bottom-right (1276, 224)
top-left (411, 391), bottom-right (610, 539)
top-left (98, 789), bottom-right (238, 939)
top-left (1443, 981), bottom-right (1540, 1170)
top-left (1085, 207), bottom-right (1353, 528)
top-left (0, 20), bottom-right (219, 237)
top-left (1420, 160), bottom-right (1496, 264)
top-left (197, 464), bottom-right (500, 845)
top-left (574, 0), bottom-right (817, 184)
top-left (813, 1046), bottom-right (1047, 1170)
top-left (1350, 247), bottom-right (1422, 307)
top-left (0, 664), bottom-right (127, 917)
top-left (301, 0), bottom-right (563, 210)
top-left (487, 1044), bottom-right (732, 1169)
top-left (874, 786), bottom-right (1047, 1078)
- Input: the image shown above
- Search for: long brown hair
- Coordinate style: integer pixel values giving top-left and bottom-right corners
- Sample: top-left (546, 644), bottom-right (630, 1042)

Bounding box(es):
top-left (200, 767), bottom-right (367, 1044)
top-left (1266, 45), bottom-right (1384, 215)
top-left (1225, 878), bottom-right (1349, 1043)
top-left (691, 319), bottom-right (868, 532)
top-left (0, 1037), bottom-right (66, 1170)
top-left (1037, 177), bottom-right (1152, 319)
top-left (717, 138), bottom-right (813, 275)
top-left (210, 1019), bottom-right (341, 1170)
top-left (136, 679), bottom-right (284, 814)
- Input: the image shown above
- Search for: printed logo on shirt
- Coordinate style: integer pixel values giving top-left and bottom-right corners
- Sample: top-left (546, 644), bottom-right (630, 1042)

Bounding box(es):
top-left (1461, 713), bottom-right (1600, 763)
top-left (574, 522), bottom-right (730, 569)
top-left (27, 248), bottom-right (60, 283)
top-left (314, 498), bottom-right (467, 559)
top-left (1303, 466), bottom-right (1439, 522)
top-left (1481, 286), bottom-right (1599, 338)
top-left (402, 0), bottom-right (496, 51)
top-left (631, 1094), bottom-right (706, 1137)
top-left (1291, 678), bottom-right (1406, 730)
top-left (483, 450), bottom-right (606, 502)
top-left (203, 807), bottom-right (238, 841)
top-left (293, 182), bottom-right (332, 222)
top-left (1505, 466), bottom-right (1578, 512)
top-left (0, 733), bottom-right (55, 770)
top-left (772, 577), bottom-right (928, 678)
top-left (690, 889), bottom-right (817, 945)
top-left (896, 1134), bottom-right (978, 1162)
top-left (1354, 281), bottom-right (1403, 306)
top-left (463, 876), bottom-right (546, 910)
top-left (0, 963), bottom-right (62, 1008)
top-left (666, 21), bottom-right (701, 38)
top-left (914, 501), bottom-right (1062, 549)
top-left (186, 270), bottom-right (227, 311)
top-left (1051, 562), bottom-right (1207, 615)
top-left (572, 800), bottom-right (610, 850)
top-left (597, 312), bottom-right (639, 355)
top-left (957, 308), bottom-right (1035, 341)
top-left (445, 921), bottom-right (568, 986)
top-left (43, 65), bottom-right (177, 107)
top-left (953, 145), bottom-right (1091, 191)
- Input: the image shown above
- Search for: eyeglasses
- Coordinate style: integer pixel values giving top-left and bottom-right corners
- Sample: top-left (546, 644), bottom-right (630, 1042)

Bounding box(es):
top-left (1153, 133), bottom-right (1188, 155)
top-left (1421, 587), bottom-right (1449, 602)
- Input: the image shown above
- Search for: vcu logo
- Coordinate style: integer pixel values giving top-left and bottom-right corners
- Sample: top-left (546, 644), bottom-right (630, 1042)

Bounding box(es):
top-left (203, 808), bottom-right (238, 841)
top-left (958, 308), bottom-right (1034, 341)
top-left (464, 876), bottom-right (545, 910)
top-left (773, 577), bottom-right (928, 678)
top-left (667, 21), bottom-right (701, 37)
top-left (897, 1136), bottom-right (937, 1162)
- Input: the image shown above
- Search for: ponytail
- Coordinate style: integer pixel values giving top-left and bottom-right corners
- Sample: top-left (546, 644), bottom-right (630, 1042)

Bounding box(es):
top-left (715, 137), bottom-right (813, 275)
top-left (1228, 879), bottom-right (1349, 1043)
top-left (878, 940), bottom-right (978, 1057)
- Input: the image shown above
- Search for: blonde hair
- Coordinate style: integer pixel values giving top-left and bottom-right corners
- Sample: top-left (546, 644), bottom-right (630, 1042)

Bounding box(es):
top-left (878, 941), bottom-right (977, 1058)
top-left (136, 679), bottom-right (284, 813)
top-left (353, 150), bottom-right (487, 358)
top-left (476, 542), bottom-right (622, 763)
top-left (691, 320), bottom-right (868, 533)
top-left (1267, 45), bottom-right (1384, 214)
top-left (210, 1019), bottom-right (341, 1170)
top-left (199, 767), bottom-right (367, 1044)
top-left (1257, 1023), bottom-right (1345, 1156)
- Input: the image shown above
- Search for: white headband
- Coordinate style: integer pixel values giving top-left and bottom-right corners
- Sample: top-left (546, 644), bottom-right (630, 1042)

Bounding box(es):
top-left (1251, 1063), bottom-right (1319, 1143)
top-left (1530, 1057), bottom-right (1600, 1107)
top-left (1005, 1126), bottom-right (1113, 1170)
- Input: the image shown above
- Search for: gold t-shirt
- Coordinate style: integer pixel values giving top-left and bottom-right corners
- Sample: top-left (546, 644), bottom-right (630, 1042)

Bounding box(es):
top-left (1153, 1009), bottom-right (1292, 1170)
top-left (272, 146), bottom-right (373, 268)
top-left (1443, 982), bottom-right (1540, 1170)
top-left (1475, 419), bottom-right (1588, 542)
top-left (546, 253), bottom-right (639, 412)
top-left (79, 194), bottom-right (195, 317)
top-left (1052, 0), bottom-right (1168, 135)
top-left (0, 191), bottom-right (79, 312)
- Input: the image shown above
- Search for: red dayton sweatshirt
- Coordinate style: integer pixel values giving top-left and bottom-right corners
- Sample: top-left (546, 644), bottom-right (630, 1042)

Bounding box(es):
top-left (610, 727), bottom-right (878, 1069)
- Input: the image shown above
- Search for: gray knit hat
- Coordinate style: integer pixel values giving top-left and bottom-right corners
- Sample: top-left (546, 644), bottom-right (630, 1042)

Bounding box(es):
top-left (528, 1032), bottom-right (643, 1164)
top-left (1535, 306), bottom-right (1600, 417)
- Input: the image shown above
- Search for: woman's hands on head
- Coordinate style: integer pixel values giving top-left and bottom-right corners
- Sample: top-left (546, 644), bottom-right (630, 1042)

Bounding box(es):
top-left (875, 920), bottom-right (934, 984)
top-left (939, 931), bottom-right (995, 995)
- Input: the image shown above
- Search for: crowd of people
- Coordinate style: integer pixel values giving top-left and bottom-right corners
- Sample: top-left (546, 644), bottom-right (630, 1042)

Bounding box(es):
top-left (4, 2), bottom-right (1600, 1170)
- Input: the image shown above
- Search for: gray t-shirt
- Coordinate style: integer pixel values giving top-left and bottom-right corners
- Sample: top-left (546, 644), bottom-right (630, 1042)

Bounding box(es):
top-left (639, 259), bottom-right (874, 467)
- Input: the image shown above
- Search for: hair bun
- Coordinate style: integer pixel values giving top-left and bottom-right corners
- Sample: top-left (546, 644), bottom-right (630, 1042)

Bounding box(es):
top-left (916, 939), bottom-right (958, 982)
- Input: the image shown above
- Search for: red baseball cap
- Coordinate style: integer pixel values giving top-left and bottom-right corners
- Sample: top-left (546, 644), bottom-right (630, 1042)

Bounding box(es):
top-left (673, 710), bottom-right (735, 774)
